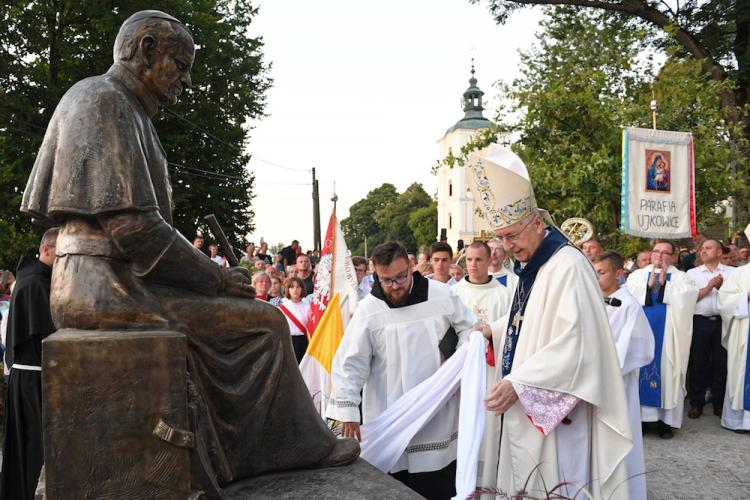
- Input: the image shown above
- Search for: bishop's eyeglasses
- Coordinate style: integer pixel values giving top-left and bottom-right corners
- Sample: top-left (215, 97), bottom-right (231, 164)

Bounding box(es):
top-left (495, 216), bottom-right (535, 244)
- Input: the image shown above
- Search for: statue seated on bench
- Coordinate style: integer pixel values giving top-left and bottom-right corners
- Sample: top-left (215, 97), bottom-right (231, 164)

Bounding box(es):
top-left (21, 10), bottom-right (358, 498)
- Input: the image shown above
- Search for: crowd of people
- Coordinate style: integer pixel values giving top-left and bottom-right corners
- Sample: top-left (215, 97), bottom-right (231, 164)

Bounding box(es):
top-left (2, 224), bottom-right (749, 499)
top-left (3, 10), bottom-right (749, 499)
top-left (182, 219), bottom-right (750, 500)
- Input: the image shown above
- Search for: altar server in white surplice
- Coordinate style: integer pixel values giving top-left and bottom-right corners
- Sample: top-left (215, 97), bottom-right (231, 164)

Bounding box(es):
top-left (626, 240), bottom-right (698, 438)
top-left (327, 241), bottom-right (477, 500)
top-left (451, 241), bottom-right (516, 484)
top-left (594, 252), bottom-right (655, 500)
top-left (467, 145), bottom-right (632, 500)
top-left (717, 225), bottom-right (750, 432)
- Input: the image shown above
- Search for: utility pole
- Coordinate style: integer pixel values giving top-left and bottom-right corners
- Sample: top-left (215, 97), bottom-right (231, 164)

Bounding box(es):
top-left (312, 167), bottom-right (321, 253)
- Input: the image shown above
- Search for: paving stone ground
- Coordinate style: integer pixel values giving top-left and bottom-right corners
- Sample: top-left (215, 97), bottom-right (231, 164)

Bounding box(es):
top-left (643, 409), bottom-right (750, 499)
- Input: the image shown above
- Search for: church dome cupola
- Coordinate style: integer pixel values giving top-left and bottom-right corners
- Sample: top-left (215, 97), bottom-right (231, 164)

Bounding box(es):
top-left (462, 63), bottom-right (484, 117)
top-left (446, 60), bottom-right (494, 134)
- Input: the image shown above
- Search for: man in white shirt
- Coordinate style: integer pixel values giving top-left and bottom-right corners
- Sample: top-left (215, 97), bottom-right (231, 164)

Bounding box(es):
top-left (327, 241), bottom-right (477, 499)
top-left (352, 256), bottom-right (373, 301)
top-left (685, 239), bottom-right (732, 418)
top-left (208, 243), bottom-right (227, 268)
top-left (427, 242), bottom-right (457, 286)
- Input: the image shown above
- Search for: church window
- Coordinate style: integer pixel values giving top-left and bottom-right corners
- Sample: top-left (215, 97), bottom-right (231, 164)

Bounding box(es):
top-left (449, 182), bottom-right (453, 197)
top-left (449, 213), bottom-right (452, 229)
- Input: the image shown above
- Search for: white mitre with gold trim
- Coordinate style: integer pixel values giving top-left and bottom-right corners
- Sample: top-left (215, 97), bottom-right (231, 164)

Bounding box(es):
top-left (467, 144), bottom-right (541, 231)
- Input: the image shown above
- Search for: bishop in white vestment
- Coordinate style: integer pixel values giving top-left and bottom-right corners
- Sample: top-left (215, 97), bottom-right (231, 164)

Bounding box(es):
top-left (594, 252), bottom-right (655, 500)
top-left (327, 241), bottom-right (476, 499)
top-left (717, 249), bottom-right (750, 431)
top-left (626, 242), bottom-right (698, 433)
top-left (466, 146), bottom-right (632, 500)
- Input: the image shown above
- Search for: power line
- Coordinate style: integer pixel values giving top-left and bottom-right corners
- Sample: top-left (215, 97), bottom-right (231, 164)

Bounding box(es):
top-left (162, 107), bottom-right (243, 153)
top-left (163, 108), bottom-right (312, 173)
top-left (168, 161), bottom-right (246, 181)
top-left (251, 156), bottom-right (311, 173)
top-left (8, 111), bottom-right (313, 177)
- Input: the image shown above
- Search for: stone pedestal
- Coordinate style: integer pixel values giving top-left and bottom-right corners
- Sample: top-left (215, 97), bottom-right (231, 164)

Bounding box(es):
top-left (224, 458), bottom-right (423, 499)
top-left (42, 329), bottom-right (191, 499)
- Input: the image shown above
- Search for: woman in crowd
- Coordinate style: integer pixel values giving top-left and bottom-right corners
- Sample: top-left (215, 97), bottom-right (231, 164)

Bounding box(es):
top-left (277, 277), bottom-right (310, 363)
top-left (252, 272), bottom-right (272, 301)
top-left (256, 242), bottom-right (273, 265)
top-left (269, 276), bottom-right (284, 306)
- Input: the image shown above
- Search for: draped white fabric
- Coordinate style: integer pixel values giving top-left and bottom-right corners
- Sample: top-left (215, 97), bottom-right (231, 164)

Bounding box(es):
top-left (359, 332), bottom-right (487, 497)
top-left (453, 333), bottom-right (488, 500)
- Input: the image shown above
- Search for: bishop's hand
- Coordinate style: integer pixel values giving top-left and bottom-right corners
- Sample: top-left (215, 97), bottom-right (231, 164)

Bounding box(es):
top-left (222, 267), bottom-right (256, 299)
top-left (485, 379), bottom-right (518, 415)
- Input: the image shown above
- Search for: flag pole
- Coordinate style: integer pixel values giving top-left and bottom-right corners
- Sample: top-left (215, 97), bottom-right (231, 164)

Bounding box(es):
top-left (650, 89), bottom-right (658, 130)
top-left (330, 186), bottom-right (338, 291)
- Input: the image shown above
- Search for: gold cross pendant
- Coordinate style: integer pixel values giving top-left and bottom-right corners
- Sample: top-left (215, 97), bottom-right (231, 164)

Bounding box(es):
top-left (512, 313), bottom-right (523, 329)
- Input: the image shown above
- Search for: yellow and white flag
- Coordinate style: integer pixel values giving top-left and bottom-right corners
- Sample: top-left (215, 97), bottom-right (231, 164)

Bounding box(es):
top-left (300, 209), bottom-right (358, 416)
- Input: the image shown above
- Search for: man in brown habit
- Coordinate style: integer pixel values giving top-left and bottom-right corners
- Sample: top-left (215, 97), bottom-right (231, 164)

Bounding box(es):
top-left (20, 10), bottom-right (358, 496)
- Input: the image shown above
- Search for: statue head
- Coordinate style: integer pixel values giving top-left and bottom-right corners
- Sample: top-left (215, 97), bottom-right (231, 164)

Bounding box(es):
top-left (114, 10), bottom-right (195, 106)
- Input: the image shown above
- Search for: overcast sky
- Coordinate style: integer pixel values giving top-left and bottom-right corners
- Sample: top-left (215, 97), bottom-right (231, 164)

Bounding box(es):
top-left (246, 1), bottom-right (543, 249)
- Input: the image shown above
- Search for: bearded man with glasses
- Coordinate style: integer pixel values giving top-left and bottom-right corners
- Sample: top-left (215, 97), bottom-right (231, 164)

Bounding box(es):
top-left (327, 240), bottom-right (477, 499)
top-left (626, 239), bottom-right (698, 438)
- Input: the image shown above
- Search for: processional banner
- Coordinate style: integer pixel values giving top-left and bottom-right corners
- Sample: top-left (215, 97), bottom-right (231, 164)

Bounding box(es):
top-left (621, 127), bottom-right (696, 239)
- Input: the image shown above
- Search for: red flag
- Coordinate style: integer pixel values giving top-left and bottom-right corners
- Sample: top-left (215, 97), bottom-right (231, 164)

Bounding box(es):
top-left (306, 213), bottom-right (336, 336)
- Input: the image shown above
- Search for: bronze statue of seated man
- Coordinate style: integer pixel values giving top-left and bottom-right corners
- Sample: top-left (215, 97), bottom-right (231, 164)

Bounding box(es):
top-left (20, 10), bottom-right (358, 496)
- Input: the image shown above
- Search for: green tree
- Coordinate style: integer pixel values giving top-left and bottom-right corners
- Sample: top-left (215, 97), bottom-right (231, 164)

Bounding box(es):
top-left (476, 0), bottom-right (750, 229)
top-left (505, 8), bottom-right (651, 243)
top-left (0, 0), bottom-right (269, 269)
top-left (341, 183), bottom-right (399, 257)
top-left (408, 201), bottom-right (438, 249)
top-left (374, 182), bottom-right (433, 252)
top-left (446, 7), bottom-right (747, 253)
top-left (476, 0), bottom-right (750, 127)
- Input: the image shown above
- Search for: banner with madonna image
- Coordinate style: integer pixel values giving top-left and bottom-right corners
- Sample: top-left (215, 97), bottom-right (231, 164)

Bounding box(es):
top-left (621, 127), bottom-right (696, 239)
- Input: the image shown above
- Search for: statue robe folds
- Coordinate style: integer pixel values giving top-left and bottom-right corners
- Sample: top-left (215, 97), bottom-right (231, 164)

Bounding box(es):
top-left (20, 63), bottom-right (338, 490)
top-left (481, 246), bottom-right (633, 500)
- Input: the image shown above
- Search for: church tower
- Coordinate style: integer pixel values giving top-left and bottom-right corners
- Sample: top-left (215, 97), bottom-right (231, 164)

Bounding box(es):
top-left (436, 63), bottom-right (496, 247)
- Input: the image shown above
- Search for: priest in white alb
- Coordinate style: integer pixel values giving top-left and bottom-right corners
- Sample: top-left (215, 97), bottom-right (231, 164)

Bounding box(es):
top-left (717, 224), bottom-right (750, 432)
top-left (467, 145), bottom-right (633, 500)
top-left (452, 240), bottom-right (515, 372)
top-left (326, 241), bottom-right (477, 499)
top-left (594, 251), bottom-right (655, 500)
top-left (626, 240), bottom-right (698, 438)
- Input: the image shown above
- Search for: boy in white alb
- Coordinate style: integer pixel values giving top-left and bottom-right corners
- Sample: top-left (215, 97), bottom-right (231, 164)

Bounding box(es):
top-left (594, 252), bottom-right (655, 500)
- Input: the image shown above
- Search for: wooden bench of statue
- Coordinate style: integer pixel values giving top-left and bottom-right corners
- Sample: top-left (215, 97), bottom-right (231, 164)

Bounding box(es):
top-left (22, 10), bottom-right (358, 499)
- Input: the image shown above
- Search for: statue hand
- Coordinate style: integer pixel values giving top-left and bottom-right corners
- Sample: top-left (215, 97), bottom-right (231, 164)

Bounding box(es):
top-left (222, 267), bottom-right (256, 299)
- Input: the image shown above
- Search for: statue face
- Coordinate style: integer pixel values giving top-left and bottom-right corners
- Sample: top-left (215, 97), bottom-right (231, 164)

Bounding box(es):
top-left (142, 30), bottom-right (194, 105)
